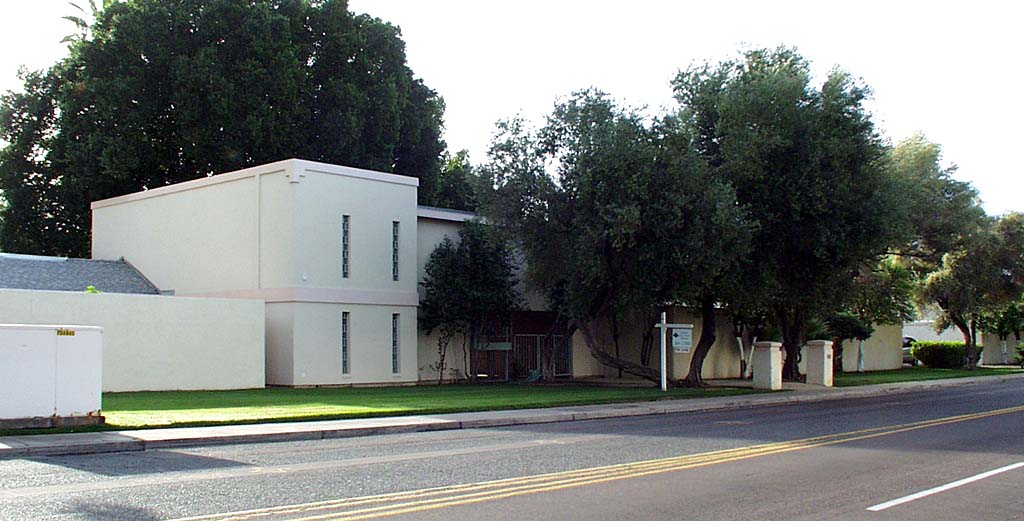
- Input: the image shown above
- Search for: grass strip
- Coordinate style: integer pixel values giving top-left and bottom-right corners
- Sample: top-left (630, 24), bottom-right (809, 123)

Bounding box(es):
top-left (834, 366), bottom-right (1023, 387)
top-left (2, 384), bottom-right (758, 436)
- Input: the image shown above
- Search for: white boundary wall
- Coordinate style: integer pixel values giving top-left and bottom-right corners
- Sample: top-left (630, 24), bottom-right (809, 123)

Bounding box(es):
top-left (0, 289), bottom-right (264, 392)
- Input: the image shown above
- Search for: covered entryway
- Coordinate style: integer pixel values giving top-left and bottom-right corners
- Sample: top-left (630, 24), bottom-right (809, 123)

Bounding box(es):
top-left (511, 334), bottom-right (572, 379)
top-left (470, 311), bottom-right (573, 381)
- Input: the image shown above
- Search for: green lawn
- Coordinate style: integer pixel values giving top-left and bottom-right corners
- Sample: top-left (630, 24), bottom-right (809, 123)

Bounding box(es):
top-left (834, 366), bottom-right (1024, 387)
top-left (8, 368), bottom-right (1021, 437)
top-left (3, 384), bottom-right (758, 435)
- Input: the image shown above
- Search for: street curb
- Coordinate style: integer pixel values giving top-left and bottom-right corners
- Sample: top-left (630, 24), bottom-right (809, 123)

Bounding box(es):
top-left (2, 373), bottom-right (1022, 458)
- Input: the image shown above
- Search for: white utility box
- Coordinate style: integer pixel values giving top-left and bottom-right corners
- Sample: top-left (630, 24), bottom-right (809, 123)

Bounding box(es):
top-left (805, 340), bottom-right (834, 387)
top-left (752, 341), bottom-right (783, 391)
top-left (0, 324), bottom-right (104, 429)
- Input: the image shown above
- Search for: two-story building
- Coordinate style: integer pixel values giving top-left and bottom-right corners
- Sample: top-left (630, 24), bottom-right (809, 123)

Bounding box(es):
top-left (93, 159), bottom-right (438, 385)
top-left (91, 158), bottom-right (902, 389)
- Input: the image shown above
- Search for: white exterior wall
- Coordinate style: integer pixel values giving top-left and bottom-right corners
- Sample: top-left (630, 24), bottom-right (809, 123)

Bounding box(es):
top-left (267, 302), bottom-right (417, 386)
top-left (91, 159), bottom-right (423, 387)
top-left (265, 303), bottom-right (295, 385)
top-left (982, 333), bottom-right (1020, 365)
top-left (416, 217), bottom-right (466, 294)
top-left (837, 324), bottom-right (902, 372)
top-left (0, 289), bottom-right (264, 391)
top-left (903, 320), bottom-right (962, 343)
top-left (295, 168), bottom-right (417, 294)
top-left (93, 165), bottom-right (267, 294)
top-left (415, 211), bottom-right (475, 382)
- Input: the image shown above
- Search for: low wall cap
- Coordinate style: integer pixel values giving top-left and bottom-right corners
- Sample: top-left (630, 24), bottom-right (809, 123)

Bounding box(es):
top-left (0, 324), bottom-right (103, 332)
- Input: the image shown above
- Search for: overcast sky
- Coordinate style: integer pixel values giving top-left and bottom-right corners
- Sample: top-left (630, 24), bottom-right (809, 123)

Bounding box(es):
top-left (3, 0), bottom-right (1021, 215)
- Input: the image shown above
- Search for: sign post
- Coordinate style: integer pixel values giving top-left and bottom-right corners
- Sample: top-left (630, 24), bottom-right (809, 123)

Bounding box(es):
top-left (654, 313), bottom-right (694, 392)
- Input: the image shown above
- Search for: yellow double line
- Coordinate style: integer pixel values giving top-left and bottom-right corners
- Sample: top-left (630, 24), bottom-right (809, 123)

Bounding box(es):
top-left (175, 404), bottom-right (1024, 521)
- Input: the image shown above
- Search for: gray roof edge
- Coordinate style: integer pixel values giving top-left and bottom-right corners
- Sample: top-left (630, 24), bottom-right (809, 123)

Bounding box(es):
top-left (118, 258), bottom-right (160, 293)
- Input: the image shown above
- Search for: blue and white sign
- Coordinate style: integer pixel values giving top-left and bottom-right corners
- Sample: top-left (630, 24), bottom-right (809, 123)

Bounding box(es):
top-left (672, 328), bottom-right (693, 353)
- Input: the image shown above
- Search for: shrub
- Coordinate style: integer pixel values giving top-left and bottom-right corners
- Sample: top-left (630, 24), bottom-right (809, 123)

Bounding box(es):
top-left (911, 341), bottom-right (966, 368)
top-left (1017, 342), bottom-right (1024, 366)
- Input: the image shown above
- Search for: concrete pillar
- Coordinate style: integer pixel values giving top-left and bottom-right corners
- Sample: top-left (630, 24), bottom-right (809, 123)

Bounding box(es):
top-left (805, 340), bottom-right (834, 387)
top-left (752, 341), bottom-right (782, 391)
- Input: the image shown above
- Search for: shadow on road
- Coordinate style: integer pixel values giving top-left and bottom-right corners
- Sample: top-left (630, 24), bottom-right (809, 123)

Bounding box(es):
top-left (30, 450), bottom-right (248, 477)
top-left (58, 500), bottom-right (164, 521)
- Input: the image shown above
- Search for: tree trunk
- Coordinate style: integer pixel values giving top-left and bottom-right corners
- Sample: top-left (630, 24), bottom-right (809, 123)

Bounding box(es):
top-left (970, 317), bottom-right (980, 368)
top-left (734, 323), bottom-right (760, 379)
top-left (576, 319), bottom-right (666, 386)
top-left (952, 316), bottom-right (975, 370)
top-left (436, 330), bottom-right (451, 384)
top-left (612, 312), bottom-right (623, 378)
top-left (779, 308), bottom-right (805, 382)
top-left (465, 329), bottom-right (476, 382)
top-left (539, 333), bottom-right (556, 382)
top-left (539, 313), bottom-right (571, 382)
top-left (832, 337), bottom-right (845, 374)
top-left (639, 309), bottom-right (657, 367)
top-left (682, 297), bottom-right (717, 387)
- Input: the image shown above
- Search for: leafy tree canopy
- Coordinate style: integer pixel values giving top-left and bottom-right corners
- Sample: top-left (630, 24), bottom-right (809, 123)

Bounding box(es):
top-left (478, 89), bottom-right (750, 384)
top-left (826, 312), bottom-right (874, 342)
top-left (887, 134), bottom-right (986, 264)
top-left (0, 0), bottom-right (445, 256)
top-left (847, 258), bottom-right (917, 326)
top-left (419, 221), bottom-right (521, 338)
top-left (921, 213), bottom-right (1024, 367)
top-left (419, 221), bottom-right (521, 380)
top-left (672, 47), bottom-right (901, 379)
top-left (420, 150), bottom-right (479, 212)
top-left (979, 296), bottom-right (1024, 341)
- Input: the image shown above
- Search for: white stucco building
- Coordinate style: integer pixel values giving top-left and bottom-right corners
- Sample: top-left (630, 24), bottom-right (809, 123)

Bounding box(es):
top-left (86, 158), bottom-right (903, 389)
top-left (92, 159), bottom-right (481, 386)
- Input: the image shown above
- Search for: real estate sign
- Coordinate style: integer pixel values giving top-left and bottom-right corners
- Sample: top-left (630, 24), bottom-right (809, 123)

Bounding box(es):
top-left (672, 328), bottom-right (693, 353)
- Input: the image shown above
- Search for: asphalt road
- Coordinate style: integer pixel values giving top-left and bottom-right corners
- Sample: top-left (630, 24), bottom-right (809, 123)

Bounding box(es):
top-left (1, 379), bottom-right (1022, 521)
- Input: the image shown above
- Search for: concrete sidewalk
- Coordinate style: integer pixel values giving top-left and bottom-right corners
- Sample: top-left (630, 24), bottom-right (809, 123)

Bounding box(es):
top-left (2, 373), bottom-right (1022, 459)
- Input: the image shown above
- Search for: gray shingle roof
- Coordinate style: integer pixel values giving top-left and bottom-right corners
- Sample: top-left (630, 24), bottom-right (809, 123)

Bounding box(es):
top-left (0, 254), bottom-right (159, 294)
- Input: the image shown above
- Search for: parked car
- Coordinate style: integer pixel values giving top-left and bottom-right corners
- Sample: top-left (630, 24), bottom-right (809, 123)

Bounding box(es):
top-left (902, 336), bottom-right (918, 365)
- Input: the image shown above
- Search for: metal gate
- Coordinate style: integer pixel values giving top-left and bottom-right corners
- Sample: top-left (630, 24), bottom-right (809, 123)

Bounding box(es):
top-left (511, 334), bottom-right (572, 379)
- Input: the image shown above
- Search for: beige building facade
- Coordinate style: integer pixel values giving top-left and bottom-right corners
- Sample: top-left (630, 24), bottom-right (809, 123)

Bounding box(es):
top-left (569, 308), bottom-right (746, 381)
top-left (91, 158), bottom-right (903, 388)
top-left (93, 159), bottom-right (427, 386)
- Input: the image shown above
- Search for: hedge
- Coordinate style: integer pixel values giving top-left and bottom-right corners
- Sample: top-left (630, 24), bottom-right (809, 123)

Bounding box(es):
top-left (911, 341), bottom-right (969, 368)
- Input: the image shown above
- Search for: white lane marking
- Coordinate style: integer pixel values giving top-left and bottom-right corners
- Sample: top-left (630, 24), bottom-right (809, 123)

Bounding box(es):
top-left (867, 461), bottom-right (1024, 512)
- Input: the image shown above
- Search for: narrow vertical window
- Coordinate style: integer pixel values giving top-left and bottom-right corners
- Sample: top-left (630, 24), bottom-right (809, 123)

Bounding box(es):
top-left (341, 215), bottom-right (350, 278)
top-left (341, 311), bottom-right (350, 375)
top-left (391, 313), bottom-right (400, 374)
top-left (392, 221), bottom-right (400, 281)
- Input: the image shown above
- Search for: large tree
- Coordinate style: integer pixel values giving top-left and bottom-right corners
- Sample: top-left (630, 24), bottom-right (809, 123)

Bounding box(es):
top-left (0, 0), bottom-right (445, 256)
top-left (922, 213), bottom-right (1024, 368)
top-left (887, 134), bottom-right (986, 263)
top-left (478, 90), bottom-right (749, 386)
top-left (419, 222), bottom-right (521, 382)
top-left (420, 150), bottom-right (479, 212)
top-left (672, 48), bottom-right (903, 380)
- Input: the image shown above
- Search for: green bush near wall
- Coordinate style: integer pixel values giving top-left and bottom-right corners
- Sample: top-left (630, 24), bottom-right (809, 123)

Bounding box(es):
top-left (911, 341), bottom-right (967, 368)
